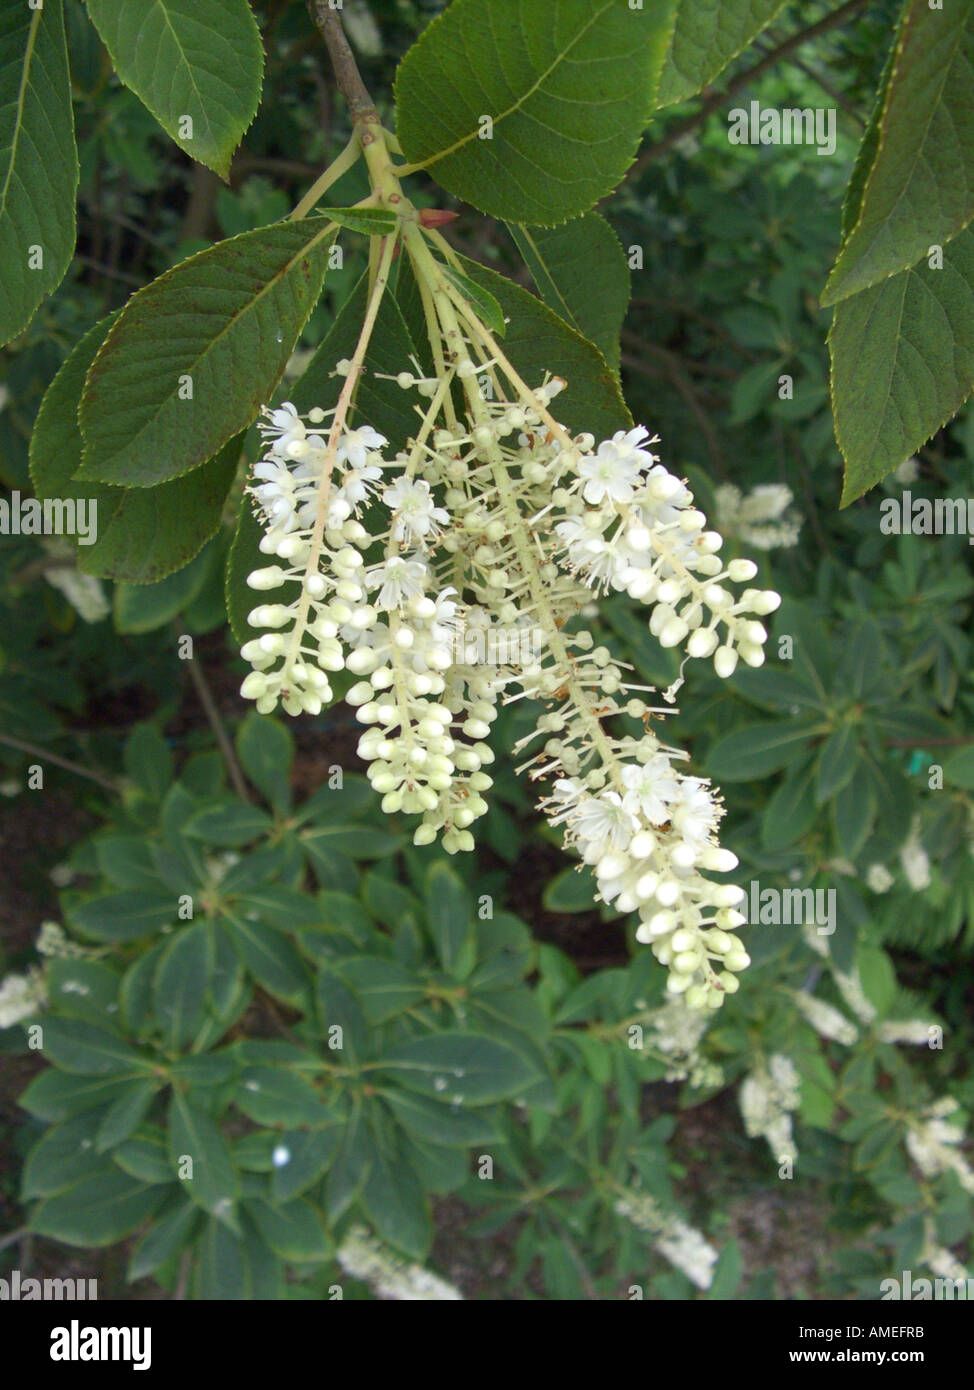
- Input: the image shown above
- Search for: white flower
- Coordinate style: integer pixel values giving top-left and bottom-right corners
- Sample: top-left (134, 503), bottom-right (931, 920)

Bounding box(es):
top-left (614, 1190), bottom-right (718, 1289)
top-left (339, 461), bottom-right (384, 508)
top-left (261, 401), bottom-right (308, 457)
top-left (866, 863), bottom-right (894, 894)
top-left (740, 1053), bottom-right (800, 1162)
top-left (367, 555), bottom-right (429, 610)
top-left (337, 1226), bottom-right (462, 1300)
top-left (577, 434), bottom-right (646, 504)
top-left (44, 567), bottom-right (109, 623)
top-left (337, 425), bottom-right (388, 469)
top-left (571, 791), bottom-right (637, 856)
top-left (877, 1019), bottom-right (938, 1046)
top-left (792, 991), bottom-right (858, 1045)
top-left (0, 971), bottom-right (46, 1028)
top-left (899, 818), bottom-right (931, 891)
top-left (383, 477), bottom-right (449, 543)
top-left (667, 777), bottom-right (720, 850)
top-left (272, 1145), bottom-right (291, 1168)
top-left (621, 756), bottom-right (680, 825)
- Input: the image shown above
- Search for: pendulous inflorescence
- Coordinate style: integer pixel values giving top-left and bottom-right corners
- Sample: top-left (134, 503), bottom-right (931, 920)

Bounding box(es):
top-left (237, 281), bottom-right (779, 1011)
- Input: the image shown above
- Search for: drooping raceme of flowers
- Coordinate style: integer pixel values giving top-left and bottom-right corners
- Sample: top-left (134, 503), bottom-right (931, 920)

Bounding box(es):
top-left (237, 234), bottom-right (779, 1009)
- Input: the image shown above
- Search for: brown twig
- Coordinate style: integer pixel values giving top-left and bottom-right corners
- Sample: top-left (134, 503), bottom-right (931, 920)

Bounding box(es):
top-left (307, 0), bottom-right (377, 121)
top-left (630, 0), bottom-right (870, 180)
top-left (181, 645), bottom-right (253, 803)
top-left (0, 733), bottom-right (120, 792)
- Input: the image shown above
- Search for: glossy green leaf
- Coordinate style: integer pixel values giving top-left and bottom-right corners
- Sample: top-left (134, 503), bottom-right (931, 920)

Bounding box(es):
top-left (246, 1196), bottom-right (331, 1262)
top-left (395, 0), bottom-right (663, 225)
top-left (31, 1173), bottom-right (165, 1248)
top-left (78, 221), bottom-right (337, 487)
top-left (153, 924), bottom-right (211, 1051)
top-left (656, 0), bottom-right (786, 107)
top-left (236, 712), bottom-right (294, 812)
top-left (38, 1017), bottom-right (149, 1076)
top-left (458, 254), bottom-right (631, 439)
top-left (29, 313), bottom-right (239, 583)
top-left (832, 228), bottom-right (974, 504)
top-left (168, 1092), bottom-right (239, 1220)
top-left (69, 891), bottom-right (176, 943)
top-left (706, 719), bottom-right (822, 781)
top-left (0, 0), bottom-right (78, 345)
top-left (378, 1032), bottom-right (536, 1105)
top-left (509, 214), bottom-right (629, 372)
top-left (128, 1198), bottom-right (199, 1282)
top-left (86, 0), bottom-right (263, 179)
top-left (823, 0), bottom-right (974, 305)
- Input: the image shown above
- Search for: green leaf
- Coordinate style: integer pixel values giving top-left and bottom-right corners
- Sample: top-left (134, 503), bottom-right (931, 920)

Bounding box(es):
top-left (441, 265), bottom-right (506, 338)
top-left (168, 1092), bottom-right (239, 1221)
top-left (225, 488), bottom-right (267, 644)
top-left (656, 0), bottom-right (786, 107)
top-left (113, 543), bottom-right (216, 633)
top-left (114, 1130), bottom-right (179, 1184)
top-left (458, 255), bottom-right (631, 440)
top-left (425, 861), bottom-right (475, 979)
top-left (943, 743), bottom-right (974, 790)
top-left (362, 1116), bottom-right (431, 1259)
top-left (856, 943), bottom-right (897, 1019)
top-left (291, 270), bottom-right (420, 446)
top-left (706, 719), bottom-right (822, 781)
top-left (128, 1198), bottom-right (199, 1282)
top-left (761, 753), bottom-right (819, 852)
top-left (124, 725), bottom-right (174, 800)
top-left (831, 763), bottom-right (876, 859)
top-left (0, 0), bottom-right (78, 346)
top-left (153, 924), bottom-right (211, 1051)
top-left (68, 890), bottom-right (176, 943)
top-left (380, 1088), bottom-right (499, 1148)
top-left (78, 220), bottom-right (337, 487)
top-left (336, 957), bottom-right (424, 1024)
top-left (816, 723), bottom-right (860, 805)
top-left (395, 0), bottom-right (662, 225)
top-left (509, 214), bottom-right (630, 372)
top-left (316, 968), bottom-right (369, 1063)
top-left (542, 865), bottom-right (599, 913)
top-left (38, 1017), bottom-right (149, 1076)
top-left (185, 801), bottom-right (275, 846)
top-left (246, 1196), bottom-right (331, 1262)
top-left (822, 1), bottom-right (974, 305)
top-left (44, 960), bottom-right (120, 1025)
top-left (234, 1067), bottom-right (330, 1128)
top-left (94, 1079), bottom-right (160, 1153)
top-left (31, 1173), bottom-right (165, 1248)
top-left (29, 313), bottom-right (240, 583)
top-left (22, 1112), bottom-right (112, 1198)
top-left (222, 911), bottom-right (312, 1005)
top-left (236, 711), bottom-right (294, 812)
top-left (831, 227), bottom-right (974, 504)
top-left (271, 1123), bottom-right (343, 1203)
top-left (378, 1033), bottom-right (536, 1105)
top-left (19, 1071), bottom-right (136, 1123)
top-left (85, 0), bottom-right (263, 180)
top-left (315, 207), bottom-right (398, 236)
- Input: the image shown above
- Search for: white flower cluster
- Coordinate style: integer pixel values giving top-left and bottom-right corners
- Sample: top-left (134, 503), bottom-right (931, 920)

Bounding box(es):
top-left (899, 817), bottom-right (932, 891)
top-left (792, 990), bottom-right (858, 1045)
top-left (614, 1188), bottom-right (718, 1289)
top-left (0, 969), bottom-right (46, 1028)
top-left (714, 482), bottom-right (801, 550)
top-left (336, 1225), bottom-right (462, 1300)
top-left (739, 1053), bottom-right (801, 1163)
top-left (37, 920), bottom-right (90, 959)
top-left (240, 360), bottom-right (779, 1005)
top-left (905, 1098), bottom-right (974, 1194)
